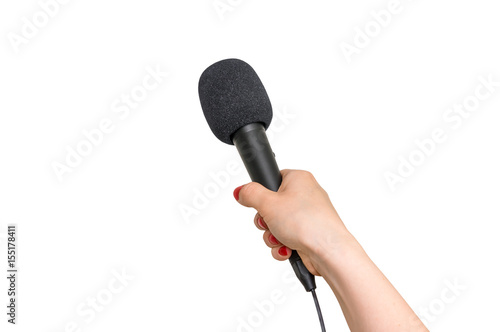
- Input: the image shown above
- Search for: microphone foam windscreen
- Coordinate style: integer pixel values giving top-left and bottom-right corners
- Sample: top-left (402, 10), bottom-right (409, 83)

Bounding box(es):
top-left (198, 58), bottom-right (273, 145)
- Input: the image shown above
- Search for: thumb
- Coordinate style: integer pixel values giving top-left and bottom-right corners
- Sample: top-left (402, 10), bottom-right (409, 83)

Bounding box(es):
top-left (234, 182), bottom-right (276, 211)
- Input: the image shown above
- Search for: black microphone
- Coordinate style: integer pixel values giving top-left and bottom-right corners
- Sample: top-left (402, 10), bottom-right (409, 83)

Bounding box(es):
top-left (198, 58), bottom-right (316, 292)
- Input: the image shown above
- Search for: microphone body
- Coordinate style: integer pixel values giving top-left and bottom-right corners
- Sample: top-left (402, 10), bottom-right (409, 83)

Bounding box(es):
top-left (232, 123), bottom-right (316, 292)
top-left (232, 123), bottom-right (281, 191)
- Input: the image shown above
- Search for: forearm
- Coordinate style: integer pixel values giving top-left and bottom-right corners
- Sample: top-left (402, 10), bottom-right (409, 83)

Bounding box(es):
top-left (310, 231), bottom-right (428, 332)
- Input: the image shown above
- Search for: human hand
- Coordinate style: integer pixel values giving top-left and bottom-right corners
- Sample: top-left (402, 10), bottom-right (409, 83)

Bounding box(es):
top-left (234, 169), bottom-right (352, 276)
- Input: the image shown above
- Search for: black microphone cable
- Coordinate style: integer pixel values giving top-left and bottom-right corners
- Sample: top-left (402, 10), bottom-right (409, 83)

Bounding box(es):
top-left (311, 288), bottom-right (326, 332)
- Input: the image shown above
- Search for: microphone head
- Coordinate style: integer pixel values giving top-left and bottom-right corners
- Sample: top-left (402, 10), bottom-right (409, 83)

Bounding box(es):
top-left (198, 58), bottom-right (273, 145)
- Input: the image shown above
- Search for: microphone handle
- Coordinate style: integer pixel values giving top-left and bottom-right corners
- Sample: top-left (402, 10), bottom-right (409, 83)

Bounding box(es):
top-left (232, 123), bottom-right (316, 292)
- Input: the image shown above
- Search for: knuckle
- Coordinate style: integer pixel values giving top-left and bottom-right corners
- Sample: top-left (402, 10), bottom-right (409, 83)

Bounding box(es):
top-left (300, 170), bottom-right (314, 180)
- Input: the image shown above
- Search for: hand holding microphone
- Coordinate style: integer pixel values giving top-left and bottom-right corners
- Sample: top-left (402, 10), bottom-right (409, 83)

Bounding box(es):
top-left (198, 58), bottom-right (429, 332)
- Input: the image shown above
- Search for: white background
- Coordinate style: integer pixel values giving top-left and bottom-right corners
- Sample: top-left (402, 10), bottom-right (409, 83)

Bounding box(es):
top-left (1, 0), bottom-right (499, 331)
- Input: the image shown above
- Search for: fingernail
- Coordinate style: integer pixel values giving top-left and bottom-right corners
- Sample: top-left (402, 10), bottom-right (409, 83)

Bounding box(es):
top-left (278, 246), bottom-right (289, 256)
top-left (233, 186), bottom-right (243, 201)
top-left (258, 217), bottom-right (267, 229)
top-left (269, 234), bottom-right (279, 245)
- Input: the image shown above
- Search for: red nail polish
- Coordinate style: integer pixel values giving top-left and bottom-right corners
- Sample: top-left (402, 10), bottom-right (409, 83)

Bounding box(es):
top-left (258, 217), bottom-right (267, 229)
top-left (269, 234), bottom-right (279, 245)
top-left (233, 186), bottom-right (243, 201)
top-left (278, 246), bottom-right (288, 256)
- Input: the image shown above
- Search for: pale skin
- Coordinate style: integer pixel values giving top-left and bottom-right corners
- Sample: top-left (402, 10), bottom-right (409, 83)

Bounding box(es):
top-left (234, 169), bottom-right (429, 332)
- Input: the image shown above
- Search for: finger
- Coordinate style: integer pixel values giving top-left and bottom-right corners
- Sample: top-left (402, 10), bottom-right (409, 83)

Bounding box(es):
top-left (234, 182), bottom-right (275, 211)
top-left (263, 230), bottom-right (281, 248)
top-left (271, 246), bottom-right (292, 261)
top-left (254, 213), bottom-right (268, 230)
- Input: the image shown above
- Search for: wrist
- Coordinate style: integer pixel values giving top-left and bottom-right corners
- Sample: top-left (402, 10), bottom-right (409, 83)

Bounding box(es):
top-left (307, 227), bottom-right (361, 272)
